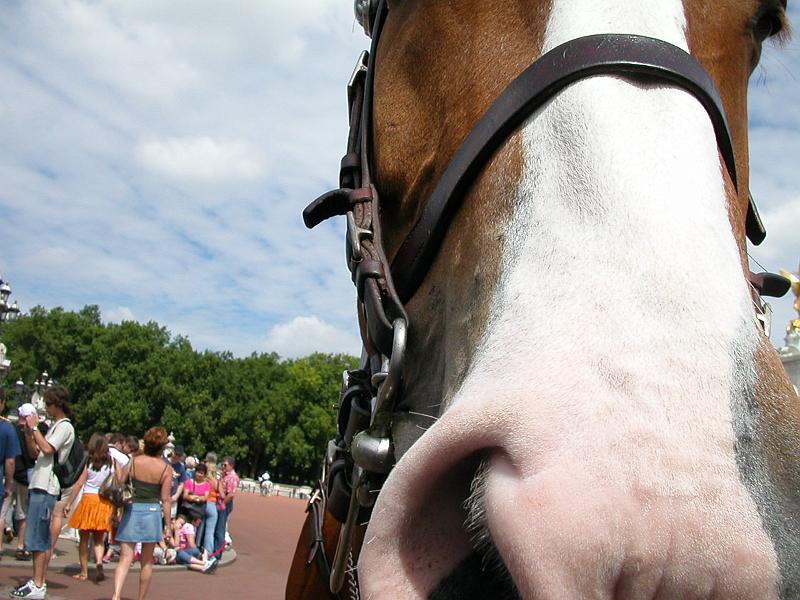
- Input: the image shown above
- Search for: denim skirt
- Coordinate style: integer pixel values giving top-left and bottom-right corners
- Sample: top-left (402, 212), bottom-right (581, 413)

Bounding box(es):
top-left (116, 502), bottom-right (163, 543)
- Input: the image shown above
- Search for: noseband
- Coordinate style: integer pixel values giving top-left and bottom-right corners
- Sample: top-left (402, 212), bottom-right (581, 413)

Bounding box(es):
top-left (302, 1), bottom-right (788, 594)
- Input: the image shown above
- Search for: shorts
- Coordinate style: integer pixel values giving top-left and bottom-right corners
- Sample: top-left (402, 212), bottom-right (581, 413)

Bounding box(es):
top-left (24, 490), bottom-right (58, 552)
top-left (56, 485), bottom-right (73, 508)
top-left (0, 482), bottom-right (28, 523)
top-left (116, 503), bottom-right (163, 543)
top-left (176, 546), bottom-right (201, 565)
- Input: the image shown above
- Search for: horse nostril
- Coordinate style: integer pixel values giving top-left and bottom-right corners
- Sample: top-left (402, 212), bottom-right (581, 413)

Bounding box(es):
top-left (429, 553), bottom-right (521, 600)
top-left (426, 455), bottom-right (521, 600)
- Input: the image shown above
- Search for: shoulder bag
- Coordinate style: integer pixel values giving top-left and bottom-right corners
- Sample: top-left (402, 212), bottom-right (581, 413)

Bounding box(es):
top-left (100, 459), bottom-right (134, 507)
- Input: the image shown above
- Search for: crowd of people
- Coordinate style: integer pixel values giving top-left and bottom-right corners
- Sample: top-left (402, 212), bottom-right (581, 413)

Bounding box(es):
top-left (0, 385), bottom-right (240, 600)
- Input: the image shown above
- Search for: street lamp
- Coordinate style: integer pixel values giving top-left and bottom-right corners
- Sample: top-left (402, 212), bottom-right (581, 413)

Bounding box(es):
top-left (27, 371), bottom-right (54, 419)
top-left (0, 275), bottom-right (22, 324)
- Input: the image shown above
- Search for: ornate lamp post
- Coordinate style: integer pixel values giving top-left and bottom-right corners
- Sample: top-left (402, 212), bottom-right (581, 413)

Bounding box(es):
top-left (12, 372), bottom-right (54, 422)
top-left (31, 371), bottom-right (53, 419)
top-left (0, 275), bottom-right (21, 325)
top-left (0, 274), bottom-right (22, 382)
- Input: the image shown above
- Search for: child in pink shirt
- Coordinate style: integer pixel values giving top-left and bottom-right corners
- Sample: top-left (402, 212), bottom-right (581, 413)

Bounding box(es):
top-left (173, 512), bottom-right (216, 573)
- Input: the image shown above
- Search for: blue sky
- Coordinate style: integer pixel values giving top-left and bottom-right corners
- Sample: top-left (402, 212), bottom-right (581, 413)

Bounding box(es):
top-left (0, 1), bottom-right (798, 358)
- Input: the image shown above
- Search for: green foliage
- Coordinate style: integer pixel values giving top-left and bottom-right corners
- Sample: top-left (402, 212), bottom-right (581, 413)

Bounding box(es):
top-left (0, 305), bottom-right (358, 484)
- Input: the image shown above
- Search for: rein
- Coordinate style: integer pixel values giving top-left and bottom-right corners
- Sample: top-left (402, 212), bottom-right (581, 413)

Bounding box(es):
top-left (300, 1), bottom-right (789, 594)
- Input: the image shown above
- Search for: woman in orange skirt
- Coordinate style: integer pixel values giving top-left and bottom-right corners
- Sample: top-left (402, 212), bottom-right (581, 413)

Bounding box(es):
top-left (65, 432), bottom-right (121, 582)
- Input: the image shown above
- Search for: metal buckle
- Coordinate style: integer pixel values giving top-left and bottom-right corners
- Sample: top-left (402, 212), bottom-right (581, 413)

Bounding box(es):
top-left (756, 298), bottom-right (773, 338)
top-left (347, 51), bottom-right (369, 110)
top-left (346, 210), bottom-right (373, 264)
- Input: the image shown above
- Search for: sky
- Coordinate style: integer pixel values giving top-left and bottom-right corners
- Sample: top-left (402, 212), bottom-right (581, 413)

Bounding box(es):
top-left (0, 1), bottom-right (798, 359)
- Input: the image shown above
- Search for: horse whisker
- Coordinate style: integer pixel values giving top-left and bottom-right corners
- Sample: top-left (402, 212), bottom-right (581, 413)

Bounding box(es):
top-left (408, 411), bottom-right (438, 420)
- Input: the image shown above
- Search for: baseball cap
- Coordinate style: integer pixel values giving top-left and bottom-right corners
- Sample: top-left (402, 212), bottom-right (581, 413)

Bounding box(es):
top-left (17, 403), bottom-right (37, 418)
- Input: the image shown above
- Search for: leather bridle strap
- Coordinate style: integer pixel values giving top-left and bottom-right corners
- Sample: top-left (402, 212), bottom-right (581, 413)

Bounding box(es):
top-left (389, 33), bottom-right (767, 304)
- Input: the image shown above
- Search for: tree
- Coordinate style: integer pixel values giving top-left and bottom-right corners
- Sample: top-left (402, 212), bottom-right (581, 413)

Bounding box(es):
top-left (0, 306), bottom-right (357, 484)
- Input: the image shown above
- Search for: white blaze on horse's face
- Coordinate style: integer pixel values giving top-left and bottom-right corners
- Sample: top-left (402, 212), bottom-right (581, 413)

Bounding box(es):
top-left (359, 0), bottom-right (788, 599)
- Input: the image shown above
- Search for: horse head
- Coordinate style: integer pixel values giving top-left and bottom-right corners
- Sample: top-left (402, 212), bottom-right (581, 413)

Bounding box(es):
top-left (302, 1), bottom-right (799, 598)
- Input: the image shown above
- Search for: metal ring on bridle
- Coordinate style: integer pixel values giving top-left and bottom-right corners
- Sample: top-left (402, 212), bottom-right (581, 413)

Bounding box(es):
top-left (372, 317), bottom-right (406, 432)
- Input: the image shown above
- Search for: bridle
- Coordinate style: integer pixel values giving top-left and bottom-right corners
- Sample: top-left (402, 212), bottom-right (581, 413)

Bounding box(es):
top-left (302, 1), bottom-right (790, 595)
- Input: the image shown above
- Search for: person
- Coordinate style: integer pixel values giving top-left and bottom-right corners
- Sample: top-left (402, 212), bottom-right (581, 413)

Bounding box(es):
top-left (184, 456), bottom-right (197, 481)
top-left (171, 510), bottom-right (216, 573)
top-left (259, 469), bottom-right (272, 495)
top-left (167, 445), bottom-right (187, 519)
top-left (107, 433), bottom-right (129, 468)
top-left (198, 455), bottom-right (220, 560)
top-left (5, 404), bottom-right (48, 562)
top-left (0, 389), bottom-right (21, 558)
top-left (65, 432), bottom-right (120, 582)
top-left (124, 435), bottom-right (140, 457)
top-left (215, 456), bottom-right (240, 558)
top-left (182, 464), bottom-right (211, 558)
top-left (12, 386), bottom-right (76, 600)
top-left (102, 432), bottom-right (129, 563)
top-left (111, 426), bottom-right (173, 600)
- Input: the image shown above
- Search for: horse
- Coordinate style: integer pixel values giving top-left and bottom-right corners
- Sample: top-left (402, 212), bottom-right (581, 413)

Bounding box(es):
top-left (289, 0), bottom-right (799, 598)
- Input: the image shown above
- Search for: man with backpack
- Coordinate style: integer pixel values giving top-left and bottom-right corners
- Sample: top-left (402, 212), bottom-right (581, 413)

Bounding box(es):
top-left (11, 386), bottom-right (77, 600)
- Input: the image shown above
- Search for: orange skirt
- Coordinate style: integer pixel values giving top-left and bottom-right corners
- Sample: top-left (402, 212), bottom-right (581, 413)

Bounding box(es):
top-left (68, 493), bottom-right (114, 532)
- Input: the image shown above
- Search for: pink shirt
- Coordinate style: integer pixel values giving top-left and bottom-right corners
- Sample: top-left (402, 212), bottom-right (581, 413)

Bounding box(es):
top-left (218, 470), bottom-right (240, 510)
top-left (184, 479), bottom-right (211, 498)
top-left (178, 523), bottom-right (195, 551)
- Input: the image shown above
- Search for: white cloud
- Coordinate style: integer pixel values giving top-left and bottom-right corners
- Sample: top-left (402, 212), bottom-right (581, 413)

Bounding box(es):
top-left (104, 306), bottom-right (135, 323)
top-left (754, 196), bottom-right (800, 263)
top-left (264, 316), bottom-right (360, 358)
top-left (135, 136), bottom-right (266, 182)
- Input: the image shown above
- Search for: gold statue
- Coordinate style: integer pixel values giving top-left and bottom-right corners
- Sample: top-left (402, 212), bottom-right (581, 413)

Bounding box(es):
top-left (780, 265), bottom-right (800, 335)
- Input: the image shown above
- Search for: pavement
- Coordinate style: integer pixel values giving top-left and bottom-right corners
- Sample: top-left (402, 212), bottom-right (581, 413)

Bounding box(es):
top-left (0, 492), bottom-right (308, 599)
top-left (0, 537), bottom-right (237, 574)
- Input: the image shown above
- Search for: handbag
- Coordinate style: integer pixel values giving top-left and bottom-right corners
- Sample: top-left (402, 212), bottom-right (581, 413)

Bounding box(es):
top-left (182, 478), bottom-right (206, 517)
top-left (99, 461), bottom-right (134, 508)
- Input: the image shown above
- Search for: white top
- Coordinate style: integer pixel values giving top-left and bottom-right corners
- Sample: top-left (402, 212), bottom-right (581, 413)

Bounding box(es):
top-left (84, 463), bottom-right (113, 495)
top-left (109, 446), bottom-right (129, 467)
top-left (29, 418), bottom-right (75, 496)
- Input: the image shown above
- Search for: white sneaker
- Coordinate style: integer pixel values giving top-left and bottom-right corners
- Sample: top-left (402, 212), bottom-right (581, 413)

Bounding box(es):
top-left (10, 581), bottom-right (46, 599)
top-left (202, 557), bottom-right (218, 573)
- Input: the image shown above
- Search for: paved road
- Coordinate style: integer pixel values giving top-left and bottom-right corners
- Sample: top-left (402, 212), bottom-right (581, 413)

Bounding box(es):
top-left (0, 493), bottom-right (308, 600)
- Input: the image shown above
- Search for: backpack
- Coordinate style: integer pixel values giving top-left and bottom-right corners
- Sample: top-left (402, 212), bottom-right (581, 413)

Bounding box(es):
top-left (52, 420), bottom-right (87, 489)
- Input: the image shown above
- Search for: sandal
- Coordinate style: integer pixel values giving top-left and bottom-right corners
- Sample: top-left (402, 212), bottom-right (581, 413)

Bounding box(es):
top-left (71, 573), bottom-right (88, 581)
top-left (15, 549), bottom-right (31, 561)
top-left (95, 565), bottom-right (105, 582)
